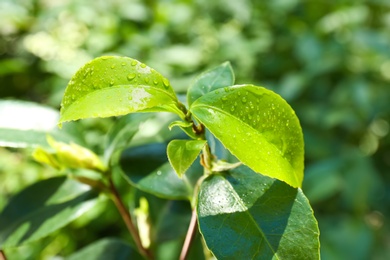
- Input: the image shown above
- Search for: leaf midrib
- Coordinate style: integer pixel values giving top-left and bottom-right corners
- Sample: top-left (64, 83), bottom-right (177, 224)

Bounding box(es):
top-left (219, 174), bottom-right (281, 259)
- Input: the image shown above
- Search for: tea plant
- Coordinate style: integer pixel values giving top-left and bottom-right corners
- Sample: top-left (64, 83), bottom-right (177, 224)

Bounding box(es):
top-left (0, 57), bottom-right (319, 259)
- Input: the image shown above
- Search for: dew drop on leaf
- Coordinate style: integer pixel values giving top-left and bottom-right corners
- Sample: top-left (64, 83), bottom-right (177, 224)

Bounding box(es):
top-left (222, 96), bottom-right (228, 101)
top-left (242, 97), bottom-right (247, 103)
top-left (131, 60), bottom-right (137, 66)
top-left (145, 77), bottom-right (150, 83)
top-left (127, 73), bottom-right (136, 80)
top-left (140, 63), bottom-right (147, 68)
top-left (162, 78), bottom-right (170, 88)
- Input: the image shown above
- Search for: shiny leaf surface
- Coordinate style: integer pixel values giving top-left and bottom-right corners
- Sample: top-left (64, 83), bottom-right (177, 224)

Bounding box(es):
top-left (197, 166), bottom-right (319, 259)
top-left (190, 85), bottom-right (304, 188)
top-left (59, 56), bottom-right (184, 124)
top-left (167, 139), bottom-right (206, 177)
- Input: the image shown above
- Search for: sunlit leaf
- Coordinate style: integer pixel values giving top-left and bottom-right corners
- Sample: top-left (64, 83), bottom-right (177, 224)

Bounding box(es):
top-left (0, 100), bottom-right (77, 148)
top-left (190, 85), bottom-right (304, 188)
top-left (0, 177), bottom-right (99, 249)
top-left (187, 62), bottom-right (234, 106)
top-left (59, 56), bottom-right (185, 124)
top-left (197, 166), bottom-right (320, 259)
top-left (167, 139), bottom-right (206, 177)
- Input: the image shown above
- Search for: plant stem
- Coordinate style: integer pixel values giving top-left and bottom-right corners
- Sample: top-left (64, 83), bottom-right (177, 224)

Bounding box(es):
top-left (108, 177), bottom-right (153, 260)
top-left (0, 250), bottom-right (7, 260)
top-left (179, 208), bottom-right (198, 260)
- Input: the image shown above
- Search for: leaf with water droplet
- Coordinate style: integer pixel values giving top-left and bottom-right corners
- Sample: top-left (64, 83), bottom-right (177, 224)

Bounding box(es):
top-left (59, 56), bottom-right (184, 124)
top-left (190, 84), bottom-right (304, 188)
top-left (187, 62), bottom-right (234, 106)
top-left (197, 165), bottom-right (320, 259)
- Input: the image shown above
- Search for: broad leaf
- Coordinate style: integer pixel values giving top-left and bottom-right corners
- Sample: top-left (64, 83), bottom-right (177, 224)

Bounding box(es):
top-left (197, 166), bottom-right (320, 259)
top-left (120, 143), bottom-right (202, 200)
top-left (167, 139), bottom-right (206, 177)
top-left (187, 62), bottom-right (234, 106)
top-left (66, 238), bottom-right (143, 260)
top-left (190, 85), bottom-right (304, 188)
top-left (0, 177), bottom-right (99, 249)
top-left (59, 56), bottom-right (184, 124)
top-left (0, 100), bottom-right (78, 148)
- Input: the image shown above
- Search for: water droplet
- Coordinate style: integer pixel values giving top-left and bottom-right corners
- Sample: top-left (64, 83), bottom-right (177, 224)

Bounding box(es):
top-left (131, 60), bottom-right (137, 66)
top-left (127, 73), bottom-right (136, 80)
top-left (238, 91), bottom-right (241, 96)
top-left (156, 171), bottom-right (162, 176)
top-left (121, 62), bottom-right (126, 66)
top-left (222, 96), bottom-right (228, 101)
top-left (128, 96), bottom-right (133, 101)
top-left (71, 94), bottom-right (75, 100)
top-left (111, 65), bottom-right (115, 69)
top-left (110, 80), bottom-right (114, 86)
top-left (215, 90), bottom-right (219, 94)
top-left (242, 97), bottom-right (247, 103)
top-left (145, 77), bottom-right (150, 83)
top-left (286, 120), bottom-right (289, 127)
top-left (230, 106), bottom-right (235, 112)
top-left (224, 87), bottom-right (229, 92)
top-left (153, 79), bottom-right (159, 85)
top-left (162, 78), bottom-right (170, 88)
top-left (140, 63), bottom-right (147, 68)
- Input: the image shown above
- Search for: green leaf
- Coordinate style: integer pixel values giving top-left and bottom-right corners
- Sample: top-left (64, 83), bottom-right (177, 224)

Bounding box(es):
top-left (59, 56), bottom-right (185, 124)
top-left (187, 62), bottom-right (234, 106)
top-left (0, 176), bottom-right (99, 249)
top-left (167, 139), bottom-right (206, 177)
top-left (190, 85), bottom-right (304, 188)
top-left (66, 238), bottom-right (143, 260)
top-left (120, 143), bottom-right (202, 200)
top-left (104, 113), bottom-right (154, 164)
top-left (0, 100), bottom-right (77, 148)
top-left (197, 166), bottom-right (320, 260)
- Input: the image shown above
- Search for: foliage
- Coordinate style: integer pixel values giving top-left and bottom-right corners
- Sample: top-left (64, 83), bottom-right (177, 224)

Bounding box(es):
top-left (1, 0), bottom-right (390, 259)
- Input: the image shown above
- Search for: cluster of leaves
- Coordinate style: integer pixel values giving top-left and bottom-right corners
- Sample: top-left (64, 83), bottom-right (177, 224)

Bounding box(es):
top-left (1, 0), bottom-right (390, 259)
top-left (0, 57), bottom-right (319, 259)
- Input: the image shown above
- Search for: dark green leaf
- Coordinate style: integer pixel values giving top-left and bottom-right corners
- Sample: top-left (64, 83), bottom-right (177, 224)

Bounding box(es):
top-left (190, 85), bottom-right (304, 188)
top-left (66, 238), bottom-right (143, 260)
top-left (197, 166), bottom-right (320, 260)
top-left (0, 177), bottom-right (99, 249)
top-left (167, 139), bottom-right (206, 177)
top-left (59, 56), bottom-right (185, 124)
top-left (187, 62), bottom-right (234, 106)
top-left (120, 143), bottom-right (202, 200)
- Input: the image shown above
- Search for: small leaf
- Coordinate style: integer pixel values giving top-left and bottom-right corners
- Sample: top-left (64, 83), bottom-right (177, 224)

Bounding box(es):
top-left (167, 140), bottom-right (206, 177)
top-left (120, 143), bottom-right (202, 200)
top-left (187, 62), bottom-right (234, 106)
top-left (66, 238), bottom-right (143, 260)
top-left (0, 177), bottom-right (99, 249)
top-left (168, 121), bottom-right (198, 139)
top-left (59, 56), bottom-right (185, 124)
top-left (197, 166), bottom-right (320, 259)
top-left (190, 85), bottom-right (304, 188)
top-left (33, 136), bottom-right (106, 172)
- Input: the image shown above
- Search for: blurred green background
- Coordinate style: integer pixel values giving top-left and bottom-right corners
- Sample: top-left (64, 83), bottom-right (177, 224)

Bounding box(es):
top-left (1, 0), bottom-right (389, 259)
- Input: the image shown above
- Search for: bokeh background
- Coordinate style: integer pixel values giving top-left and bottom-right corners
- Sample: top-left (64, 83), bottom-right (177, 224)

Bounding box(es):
top-left (1, 0), bottom-right (390, 259)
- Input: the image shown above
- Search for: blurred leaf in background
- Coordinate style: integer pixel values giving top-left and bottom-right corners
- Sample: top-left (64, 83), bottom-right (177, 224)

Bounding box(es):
top-left (1, 0), bottom-right (390, 259)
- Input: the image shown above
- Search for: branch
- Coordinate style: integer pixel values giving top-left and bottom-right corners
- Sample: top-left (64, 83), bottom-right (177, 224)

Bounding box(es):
top-left (108, 178), bottom-right (153, 259)
top-left (0, 250), bottom-right (7, 260)
top-left (179, 208), bottom-right (198, 260)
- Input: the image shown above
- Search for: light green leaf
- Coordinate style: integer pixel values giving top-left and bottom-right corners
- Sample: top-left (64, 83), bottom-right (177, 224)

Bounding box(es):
top-left (0, 177), bottom-right (99, 249)
top-left (0, 100), bottom-right (78, 148)
top-left (187, 62), bottom-right (234, 106)
top-left (197, 166), bottom-right (320, 260)
top-left (59, 56), bottom-right (185, 124)
top-left (66, 238), bottom-right (143, 260)
top-left (190, 85), bottom-right (304, 188)
top-left (167, 140), bottom-right (206, 177)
